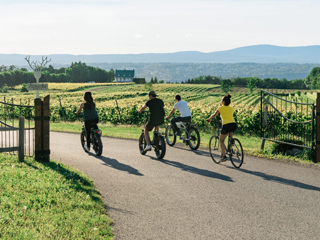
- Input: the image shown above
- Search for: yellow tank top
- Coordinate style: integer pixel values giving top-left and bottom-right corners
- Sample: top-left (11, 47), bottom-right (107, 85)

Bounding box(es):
top-left (218, 106), bottom-right (235, 125)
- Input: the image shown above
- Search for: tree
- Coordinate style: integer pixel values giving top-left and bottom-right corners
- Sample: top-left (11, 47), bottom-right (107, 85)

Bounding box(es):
top-left (21, 83), bottom-right (28, 92)
top-left (145, 82), bottom-right (153, 91)
top-left (221, 79), bottom-right (234, 94)
top-left (304, 67), bottom-right (320, 89)
top-left (247, 77), bottom-right (258, 93)
top-left (65, 62), bottom-right (90, 83)
top-left (154, 77), bottom-right (158, 83)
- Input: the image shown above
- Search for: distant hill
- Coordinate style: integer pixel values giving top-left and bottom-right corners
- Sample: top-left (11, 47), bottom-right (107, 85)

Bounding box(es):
top-left (1, 45), bottom-right (320, 65)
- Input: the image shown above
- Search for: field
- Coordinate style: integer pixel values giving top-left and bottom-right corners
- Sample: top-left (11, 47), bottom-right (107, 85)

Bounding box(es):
top-left (3, 82), bottom-right (316, 136)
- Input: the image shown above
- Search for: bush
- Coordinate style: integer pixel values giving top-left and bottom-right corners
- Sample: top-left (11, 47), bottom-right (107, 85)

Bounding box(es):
top-left (21, 83), bottom-right (28, 92)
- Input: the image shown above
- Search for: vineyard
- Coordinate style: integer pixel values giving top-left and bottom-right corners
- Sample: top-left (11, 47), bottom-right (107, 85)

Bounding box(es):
top-left (1, 83), bottom-right (317, 137)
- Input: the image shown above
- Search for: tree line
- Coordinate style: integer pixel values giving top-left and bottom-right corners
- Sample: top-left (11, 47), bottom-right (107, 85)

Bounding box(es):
top-left (183, 75), bottom-right (308, 90)
top-left (0, 62), bottom-right (115, 87)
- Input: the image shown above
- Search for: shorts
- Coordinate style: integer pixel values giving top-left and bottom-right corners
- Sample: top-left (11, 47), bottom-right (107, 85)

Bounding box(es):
top-left (146, 121), bottom-right (158, 131)
top-left (221, 123), bottom-right (237, 135)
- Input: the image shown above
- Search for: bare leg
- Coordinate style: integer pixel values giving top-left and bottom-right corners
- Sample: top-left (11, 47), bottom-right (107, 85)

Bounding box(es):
top-left (219, 133), bottom-right (228, 157)
top-left (155, 126), bottom-right (159, 132)
top-left (144, 127), bottom-right (150, 145)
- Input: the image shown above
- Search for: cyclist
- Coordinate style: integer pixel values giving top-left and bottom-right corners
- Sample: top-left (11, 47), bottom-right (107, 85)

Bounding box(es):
top-left (138, 90), bottom-right (165, 151)
top-left (165, 94), bottom-right (191, 137)
top-left (206, 94), bottom-right (237, 161)
top-left (75, 91), bottom-right (99, 152)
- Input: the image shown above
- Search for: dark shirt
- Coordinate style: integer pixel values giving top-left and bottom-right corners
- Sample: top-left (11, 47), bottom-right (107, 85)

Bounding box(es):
top-left (146, 98), bottom-right (165, 125)
top-left (83, 102), bottom-right (99, 121)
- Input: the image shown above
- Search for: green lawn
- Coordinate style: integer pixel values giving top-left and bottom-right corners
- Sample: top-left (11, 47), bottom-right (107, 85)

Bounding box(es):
top-left (50, 121), bottom-right (318, 165)
top-left (0, 154), bottom-right (113, 239)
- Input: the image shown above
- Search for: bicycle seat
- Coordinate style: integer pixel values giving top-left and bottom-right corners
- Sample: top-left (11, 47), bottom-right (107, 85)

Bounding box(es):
top-left (182, 119), bottom-right (191, 123)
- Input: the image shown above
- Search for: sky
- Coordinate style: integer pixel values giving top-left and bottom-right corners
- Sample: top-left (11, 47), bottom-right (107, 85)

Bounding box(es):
top-left (0, 0), bottom-right (319, 55)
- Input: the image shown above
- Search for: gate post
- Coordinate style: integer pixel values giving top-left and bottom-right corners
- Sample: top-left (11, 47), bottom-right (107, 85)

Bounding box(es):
top-left (34, 98), bottom-right (42, 161)
top-left (18, 116), bottom-right (25, 162)
top-left (34, 95), bottom-right (50, 162)
top-left (42, 95), bottom-right (50, 162)
top-left (316, 93), bottom-right (320, 163)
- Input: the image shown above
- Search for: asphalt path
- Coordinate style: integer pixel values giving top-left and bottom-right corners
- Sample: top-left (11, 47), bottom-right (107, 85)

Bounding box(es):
top-left (50, 131), bottom-right (320, 240)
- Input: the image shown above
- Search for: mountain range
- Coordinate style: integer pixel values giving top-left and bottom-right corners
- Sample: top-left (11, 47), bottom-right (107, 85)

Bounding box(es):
top-left (1, 45), bottom-right (320, 65)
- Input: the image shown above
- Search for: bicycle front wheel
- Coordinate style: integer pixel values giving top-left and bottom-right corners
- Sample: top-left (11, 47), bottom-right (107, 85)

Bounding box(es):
top-left (187, 126), bottom-right (200, 150)
top-left (229, 138), bottom-right (243, 168)
top-left (80, 130), bottom-right (88, 152)
top-left (92, 134), bottom-right (103, 156)
top-left (155, 136), bottom-right (166, 159)
top-left (165, 125), bottom-right (176, 146)
top-left (209, 135), bottom-right (220, 164)
top-left (139, 132), bottom-right (147, 155)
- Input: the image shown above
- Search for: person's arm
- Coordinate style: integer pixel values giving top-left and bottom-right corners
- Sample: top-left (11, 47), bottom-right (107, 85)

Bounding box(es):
top-left (138, 104), bottom-right (148, 113)
top-left (206, 109), bottom-right (219, 122)
top-left (166, 108), bottom-right (176, 119)
top-left (74, 103), bottom-right (84, 115)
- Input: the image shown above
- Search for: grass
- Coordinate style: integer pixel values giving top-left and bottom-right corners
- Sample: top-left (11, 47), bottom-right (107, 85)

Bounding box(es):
top-left (49, 121), bottom-right (319, 166)
top-left (50, 121), bottom-right (272, 154)
top-left (0, 154), bottom-right (113, 239)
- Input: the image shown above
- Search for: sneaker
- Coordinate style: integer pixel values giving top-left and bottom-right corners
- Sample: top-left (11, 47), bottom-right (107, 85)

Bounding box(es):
top-left (221, 156), bottom-right (228, 162)
top-left (144, 144), bottom-right (152, 151)
top-left (84, 144), bottom-right (90, 152)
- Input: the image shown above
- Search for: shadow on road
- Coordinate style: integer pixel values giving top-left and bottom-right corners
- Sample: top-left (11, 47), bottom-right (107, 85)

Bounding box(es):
top-left (239, 168), bottom-right (320, 191)
top-left (89, 153), bottom-right (144, 176)
top-left (148, 156), bottom-right (233, 182)
top-left (169, 144), bottom-right (211, 157)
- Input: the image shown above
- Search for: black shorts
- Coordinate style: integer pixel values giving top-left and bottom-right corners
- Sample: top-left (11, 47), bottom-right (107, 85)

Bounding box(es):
top-left (145, 121), bottom-right (158, 131)
top-left (221, 123), bottom-right (237, 135)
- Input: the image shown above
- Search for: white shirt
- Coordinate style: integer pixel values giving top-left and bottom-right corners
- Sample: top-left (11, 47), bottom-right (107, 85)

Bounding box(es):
top-left (173, 100), bottom-right (191, 117)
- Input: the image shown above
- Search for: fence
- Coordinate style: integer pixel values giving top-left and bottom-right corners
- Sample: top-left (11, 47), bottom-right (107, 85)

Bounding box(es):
top-left (0, 97), bottom-right (35, 159)
top-left (260, 89), bottom-right (316, 159)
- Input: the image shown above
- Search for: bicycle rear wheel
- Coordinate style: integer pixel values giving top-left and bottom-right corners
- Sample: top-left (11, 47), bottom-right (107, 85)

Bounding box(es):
top-left (165, 125), bottom-right (176, 146)
top-left (229, 138), bottom-right (243, 168)
top-left (80, 130), bottom-right (88, 152)
top-left (187, 126), bottom-right (200, 150)
top-left (209, 135), bottom-right (220, 164)
top-left (155, 135), bottom-right (166, 159)
top-left (139, 132), bottom-right (147, 155)
top-left (92, 134), bottom-right (103, 156)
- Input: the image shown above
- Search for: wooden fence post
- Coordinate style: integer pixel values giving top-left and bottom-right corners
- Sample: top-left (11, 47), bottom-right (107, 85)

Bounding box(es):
top-left (34, 98), bottom-right (42, 161)
top-left (18, 116), bottom-right (24, 162)
top-left (316, 93), bottom-right (320, 163)
top-left (42, 95), bottom-right (50, 162)
top-left (34, 95), bottom-right (50, 162)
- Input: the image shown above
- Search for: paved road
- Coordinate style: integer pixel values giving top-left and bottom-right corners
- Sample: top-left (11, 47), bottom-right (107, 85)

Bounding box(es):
top-left (51, 131), bottom-right (320, 240)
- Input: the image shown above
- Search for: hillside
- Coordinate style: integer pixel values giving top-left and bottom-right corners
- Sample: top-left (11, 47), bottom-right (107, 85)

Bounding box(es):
top-left (1, 45), bottom-right (320, 65)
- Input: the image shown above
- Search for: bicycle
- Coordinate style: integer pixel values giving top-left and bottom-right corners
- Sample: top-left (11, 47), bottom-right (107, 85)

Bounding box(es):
top-left (209, 122), bottom-right (243, 168)
top-left (138, 111), bottom-right (166, 159)
top-left (80, 123), bottom-right (103, 156)
top-left (165, 115), bottom-right (200, 150)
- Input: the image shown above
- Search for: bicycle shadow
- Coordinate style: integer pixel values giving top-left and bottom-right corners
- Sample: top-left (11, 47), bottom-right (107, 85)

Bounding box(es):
top-left (169, 144), bottom-right (211, 157)
top-left (147, 156), bottom-right (234, 182)
top-left (238, 168), bottom-right (320, 192)
top-left (88, 152), bottom-right (144, 176)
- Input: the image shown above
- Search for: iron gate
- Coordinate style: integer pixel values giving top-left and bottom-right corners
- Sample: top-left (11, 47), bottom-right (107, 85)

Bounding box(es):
top-left (0, 97), bottom-right (35, 157)
top-left (260, 89), bottom-right (316, 150)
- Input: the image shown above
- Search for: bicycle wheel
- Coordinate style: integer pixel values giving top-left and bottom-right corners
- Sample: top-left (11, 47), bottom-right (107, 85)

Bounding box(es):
top-left (229, 138), bottom-right (243, 168)
top-left (92, 134), bottom-right (103, 156)
top-left (154, 135), bottom-right (166, 159)
top-left (165, 125), bottom-right (176, 146)
top-left (80, 130), bottom-right (88, 152)
top-left (139, 132), bottom-right (147, 155)
top-left (209, 135), bottom-right (220, 164)
top-left (187, 126), bottom-right (200, 150)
